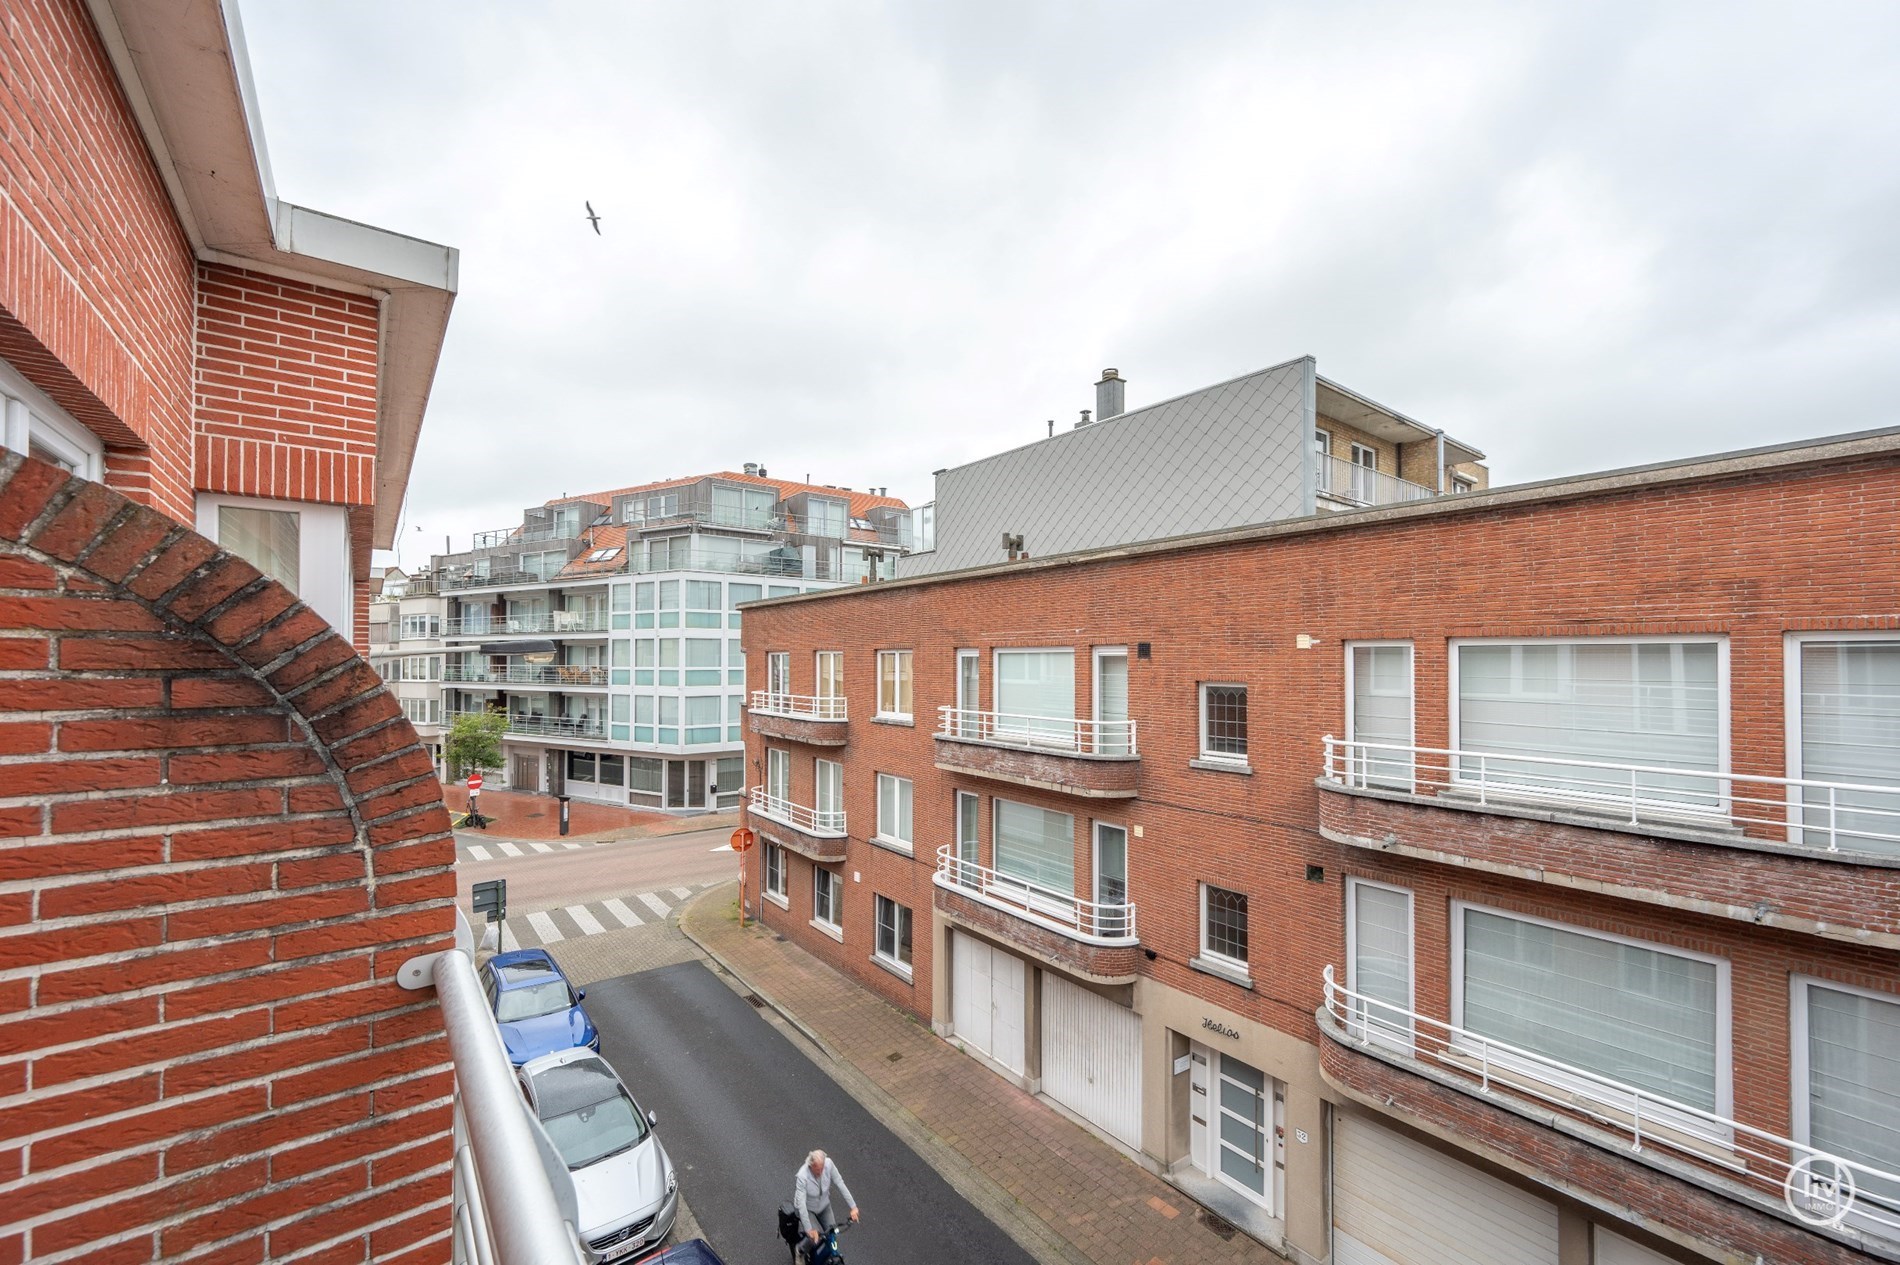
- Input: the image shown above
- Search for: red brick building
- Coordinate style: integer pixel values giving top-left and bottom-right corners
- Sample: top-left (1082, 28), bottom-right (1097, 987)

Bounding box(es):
top-left (3, 1), bottom-right (460, 1260)
top-left (741, 428), bottom-right (1900, 1265)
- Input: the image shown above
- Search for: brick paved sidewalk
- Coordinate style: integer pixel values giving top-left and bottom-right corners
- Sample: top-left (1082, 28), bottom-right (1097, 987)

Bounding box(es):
top-left (681, 883), bottom-right (1286, 1265)
top-left (444, 784), bottom-right (737, 842)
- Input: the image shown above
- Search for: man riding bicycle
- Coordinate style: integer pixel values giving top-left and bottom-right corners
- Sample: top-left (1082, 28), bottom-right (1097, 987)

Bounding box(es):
top-left (791, 1149), bottom-right (860, 1259)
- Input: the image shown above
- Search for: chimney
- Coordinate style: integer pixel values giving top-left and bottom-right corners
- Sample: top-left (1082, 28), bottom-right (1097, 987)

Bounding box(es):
top-left (743, 462), bottom-right (760, 476)
top-left (1074, 409), bottom-right (1092, 429)
top-left (1096, 368), bottom-right (1124, 421)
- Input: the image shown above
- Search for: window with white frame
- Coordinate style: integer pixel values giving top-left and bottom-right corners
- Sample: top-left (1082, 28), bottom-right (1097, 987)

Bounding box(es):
top-left (812, 867), bottom-right (841, 929)
top-left (1313, 428), bottom-right (1333, 493)
top-left (1199, 683), bottom-right (1248, 764)
top-left (876, 774), bottom-right (912, 850)
top-left (1200, 884), bottom-right (1249, 969)
top-left (763, 842), bottom-right (787, 902)
top-left (400, 698), bottom-right (440, 726)
top-left (815, 759), bottom-right (843, 821)
top-left (1793, 636), bottom-right (1900, 855)
top-left (400, 613), bottom-right (442, 640)
top-left (995, 648), bottom-right (1074, 744)
top-left (1, 358), bottom-right (104, 480)
top-left (1452, 475), bottom-right (1475, 494)
top-left (877, 650), bottom-right (912, 718)
top-left (955, 790), bottom-right (980, 886)
top-left (1347, 643), bottom-right (1414, 789)
top-left (993, 799), bottom-right (1074, 897)
top-left (1456, 905), bottom-right (1726, 1113)
top-left (1346, 879), bottom-right (1413, 1050)
top-left (874, 894), bottom-right (913, 975)
top-left (816, 651), bottom-right (843, 703)
top-left (1792, 975), bottom-right (1900, 1217)
top-left (766, 651), bottom-right (791, 697)
top-left (1093, 822), bottom-right (1129, 937)
top-left (219, 505), bottom-right (301, 590)
top-left (1094, 648), bottom-right (1130, 756)
top-left (766, 747), bottom-right (790, 805)
top-left (1454, 638), bottom-right (1723, 807)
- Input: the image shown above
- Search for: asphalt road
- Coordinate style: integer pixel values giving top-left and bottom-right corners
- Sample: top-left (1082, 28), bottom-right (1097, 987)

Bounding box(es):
top-left (455, 825), bottom-right (742, 911)
top-left (588, 961), bottom-right (1037, 1265)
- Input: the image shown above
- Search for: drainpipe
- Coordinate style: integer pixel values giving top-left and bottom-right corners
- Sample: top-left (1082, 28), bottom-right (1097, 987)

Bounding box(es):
top-left (1434, 429), bottom-right (1446, 494)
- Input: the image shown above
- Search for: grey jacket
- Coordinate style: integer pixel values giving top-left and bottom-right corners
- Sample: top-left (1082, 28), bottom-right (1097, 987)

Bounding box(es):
top-left (792, 1157), bottom-right (856, 1233)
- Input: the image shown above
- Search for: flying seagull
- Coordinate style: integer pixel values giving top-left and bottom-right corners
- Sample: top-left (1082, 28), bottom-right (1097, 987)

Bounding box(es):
top-left (584, 201), bottom-right (602, 235)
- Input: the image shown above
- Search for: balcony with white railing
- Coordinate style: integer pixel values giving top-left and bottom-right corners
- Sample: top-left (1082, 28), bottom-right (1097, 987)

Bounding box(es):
top-left (443, 611), bottom-right (612, 637)
top-left (1319, 966), bottom-right (1900, 1257)
top-left (443, 664), bottom-right (609, 688)
top-left (1315, 454), bottom-right (1437, 509)
top-left (934, 707), bottom-right (1140, 798)
top-left (1317, 737), bottom-right (1900, 945)
top-left (932, 846), bottom-right (1142, 979)
top-left (448, 709), bottom-right (607, 741)
top-left (746, 787), bottom-right (847, 861)
top-left (748, 692), bottom-right (849, 746)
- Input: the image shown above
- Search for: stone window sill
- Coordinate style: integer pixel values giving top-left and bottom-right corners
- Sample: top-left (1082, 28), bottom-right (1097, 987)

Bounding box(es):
top-left (763, 891), bottom-right (789, 911)
top-left (872, 715), bottom-right (915, 727)
top-left (1190, 954), bottom-right (1254, 990)
top-left (1190, 758), bottom-right (1253, 776)
top-left (871, 953), bottom-right (915, 985)
top-left (870, 836), bottom-right (915, 858)
top-left (809, 918), bottom-right (844, 943)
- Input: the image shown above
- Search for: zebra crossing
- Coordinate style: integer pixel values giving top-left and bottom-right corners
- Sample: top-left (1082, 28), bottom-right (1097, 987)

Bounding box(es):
top-left (458, 839), bottom-right (605, 863)
top-left (491, 883), bottom-right (716, 950)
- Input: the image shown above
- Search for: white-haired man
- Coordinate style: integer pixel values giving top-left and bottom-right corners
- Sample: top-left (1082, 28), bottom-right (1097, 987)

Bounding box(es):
top-left (791, 1148), bottom-right (860, 1257)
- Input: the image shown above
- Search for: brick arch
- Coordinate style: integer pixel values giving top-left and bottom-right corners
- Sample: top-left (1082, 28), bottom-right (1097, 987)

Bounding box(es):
top-left (0, 451), bottom-right (457, 1264)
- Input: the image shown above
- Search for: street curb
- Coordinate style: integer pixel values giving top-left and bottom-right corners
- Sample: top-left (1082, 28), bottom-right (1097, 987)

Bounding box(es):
top-left (678, 886), bottom-right (842, 1063)
top-left (678, 884), bottom-right (1092, 1265)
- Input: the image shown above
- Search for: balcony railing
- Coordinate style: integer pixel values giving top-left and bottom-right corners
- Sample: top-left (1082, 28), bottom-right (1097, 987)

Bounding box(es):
top-left (439, 569), bottom-right (557, 592)
top-left (1320, 966), bottom-right (1900, 1243)
top-left (472, 521), bottom-right (584, 550)
top-left (1315, 455), bottom-right (1436, 508)
top-left (629, 551), bottom-right (810, 579)
top-left (748, 787), bottom-right (845, 837)
top-left (749, 691), bottom-right (847, 721)
top-left (444, 664), bottom-right (609, 688)
top-left (932, 845), bottom-right (1137, 945)
top-left (937, 707), bottom-right (1137, 757)
top-left (449, 709), bottom-right (607, 740)
top-left (443, 612), bottom-right (611, 636)
top-left (1321, 736), bottom-right (1900, 858)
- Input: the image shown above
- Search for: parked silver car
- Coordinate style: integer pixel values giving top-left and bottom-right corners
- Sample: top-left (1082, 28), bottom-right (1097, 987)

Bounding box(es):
top-left (517, 1047), bottom-right (679, 1261)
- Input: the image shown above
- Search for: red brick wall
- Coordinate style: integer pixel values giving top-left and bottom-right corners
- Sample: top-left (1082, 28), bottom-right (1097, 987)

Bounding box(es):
top-left (0, 453), bottom-right (456, 1263)
top-left (743, 451), bottom-right (1900, 1242)
top-left (194, 264), bottom-right (381, 509)
top-left (0, 0), bottom-right (198, 519)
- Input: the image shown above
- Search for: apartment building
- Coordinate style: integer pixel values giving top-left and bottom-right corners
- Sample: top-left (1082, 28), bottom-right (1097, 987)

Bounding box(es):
top-left (740, 427), bottom-right (1900, 1265)
top-left (899, 359), bottom-right (1486, 577)
top-left (430, 470), bottom-right (915, 809)
top-left (0, 0), bottom-right (462, 1259)
top-left (370, 569), bottom-right (451, 773)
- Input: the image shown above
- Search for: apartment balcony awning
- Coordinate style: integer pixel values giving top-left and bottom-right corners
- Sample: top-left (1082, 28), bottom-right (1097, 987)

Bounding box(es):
top-left (478, 639), bottom-right (556, 657)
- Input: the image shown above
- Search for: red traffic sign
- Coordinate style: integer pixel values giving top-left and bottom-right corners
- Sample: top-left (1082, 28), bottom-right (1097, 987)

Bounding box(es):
top-left (730, 827), bottom-right (757, 854)
top-left (467, 772), bottom-right (484, 793)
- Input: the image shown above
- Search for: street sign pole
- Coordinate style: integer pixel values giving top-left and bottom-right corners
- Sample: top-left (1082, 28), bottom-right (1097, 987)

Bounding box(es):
top-left (730, 827), bottom-right (756, 928)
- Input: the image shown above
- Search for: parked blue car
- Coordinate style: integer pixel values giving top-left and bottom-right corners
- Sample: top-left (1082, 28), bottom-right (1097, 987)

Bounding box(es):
top-left (480, 948), bottom-right (599, 1066)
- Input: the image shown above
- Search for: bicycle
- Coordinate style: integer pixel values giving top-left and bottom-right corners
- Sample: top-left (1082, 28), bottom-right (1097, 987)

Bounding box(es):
top-left (776, 1205), bottom-right (856, 1264)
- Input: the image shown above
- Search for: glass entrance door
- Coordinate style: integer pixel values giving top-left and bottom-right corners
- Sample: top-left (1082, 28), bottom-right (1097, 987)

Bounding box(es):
top-left (666, 759), bottom-right (687, 809)
top-left (1213, 1054), bottom-right (1280, 1212)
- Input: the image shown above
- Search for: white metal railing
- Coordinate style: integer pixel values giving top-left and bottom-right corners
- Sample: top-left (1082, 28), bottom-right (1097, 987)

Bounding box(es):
top-left (748, 787), bottom-right (846, 836)
top-left (1320, 966), bottom-right (1900, 1240)
top-left (441, 568), bottom-right (550, 591)
top-left (444, 612), bottom-right (611, 636)
top-left (749, 691), bottom-right (847, 721)
top-left (932, 845), bottom-right (1137, 945)
top-left (444, 664), bottom-right (609, 687)
top-left (1315, 455), bottom-right (1437, 507)
top-left (1321, 736), bottom-right (1900, 858)
top-left (431, 949), bottom-right (588, 1264)
top-left (936, 707), bottom-right (1137, 757)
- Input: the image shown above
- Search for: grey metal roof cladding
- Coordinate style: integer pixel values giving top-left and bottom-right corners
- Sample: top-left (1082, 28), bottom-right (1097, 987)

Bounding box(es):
top-left (901, 357), bottom-right (1314, 575)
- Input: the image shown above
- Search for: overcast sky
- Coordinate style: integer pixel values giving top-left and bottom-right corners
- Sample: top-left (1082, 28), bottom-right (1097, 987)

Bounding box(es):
top-left (239, 2), bottom-right (1900, 571)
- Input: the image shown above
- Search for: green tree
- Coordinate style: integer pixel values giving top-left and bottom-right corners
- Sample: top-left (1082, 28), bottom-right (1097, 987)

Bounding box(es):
top-left (445, 710), bottom-right (507, 780)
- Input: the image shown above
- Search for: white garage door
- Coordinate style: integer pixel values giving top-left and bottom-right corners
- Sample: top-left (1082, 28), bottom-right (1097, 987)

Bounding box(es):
top-left (1334, 1116), bottom-right (1559, 1265)
top-left (1595, 1229), bottom-right (1676, 1265)
top-left (951, 932), bottom-right (1024, 1074)
top-left (1041, 973), bottom-right (1141, 1149)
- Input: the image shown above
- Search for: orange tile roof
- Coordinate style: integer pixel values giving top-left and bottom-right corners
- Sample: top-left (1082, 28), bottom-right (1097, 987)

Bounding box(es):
top-left (550, 471), bottom-right (908, 520)
top-left (552, 523), bottom-right (631, 579)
